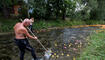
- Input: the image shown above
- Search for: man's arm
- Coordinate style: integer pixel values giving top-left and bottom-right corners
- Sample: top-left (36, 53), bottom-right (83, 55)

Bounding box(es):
top-left (22, 28), bottom-right (37, 40)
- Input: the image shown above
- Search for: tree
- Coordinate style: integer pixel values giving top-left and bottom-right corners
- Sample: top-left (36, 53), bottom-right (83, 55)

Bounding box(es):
top-left (0, 0), bottom-right (12, 18)
top-left (96, 0), bottom-right (105, 20)
top-left (87, 0), bottom-right (105, 20)
top-left (24, 0), bottom-right (76, 20)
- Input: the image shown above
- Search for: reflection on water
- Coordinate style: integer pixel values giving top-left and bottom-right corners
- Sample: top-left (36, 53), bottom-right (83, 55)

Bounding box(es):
top-left (0, 27), bottom-right (99, 60)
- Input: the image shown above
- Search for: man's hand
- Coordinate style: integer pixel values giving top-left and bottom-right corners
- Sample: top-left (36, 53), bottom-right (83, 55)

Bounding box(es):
top-left (34, 36), bottom-right (38, 40)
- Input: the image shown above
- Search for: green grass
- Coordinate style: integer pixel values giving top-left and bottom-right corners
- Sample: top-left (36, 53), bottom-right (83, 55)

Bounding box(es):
top-left (85, 20), bottom-right (105, 25)
top-left (77, 30), bottom-right (105, 60)
top-left (33, 19), bottom-right (86, 30)
top-left (0, 18), bottom-right (18, 32)
top-left (0, 19), bottom-right (86, 32)
top-left (0, 18), bottom-right (105, 32)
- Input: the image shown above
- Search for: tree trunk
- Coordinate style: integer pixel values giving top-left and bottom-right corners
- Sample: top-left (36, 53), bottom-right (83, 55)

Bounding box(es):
top-left (62, 3), bottom-right (66, 20)
top-left (62, 9), bottom-right (66, 20)
top-left (56, 0), bottom-right (59, 19)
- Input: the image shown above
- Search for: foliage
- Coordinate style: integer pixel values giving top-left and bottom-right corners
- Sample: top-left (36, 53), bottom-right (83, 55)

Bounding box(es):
top-left (22, 0), bottom-right (76, 20)
top-left (1, 0), bottom-right (105, 20)
top-left (0, 0), bottom-right (22, 18)
top-left (0, 0), bottom-right (12, 7)
top-left (20, 5), bottom-right (28, 18)
top-left (87, 0), bottom-right (105, 20)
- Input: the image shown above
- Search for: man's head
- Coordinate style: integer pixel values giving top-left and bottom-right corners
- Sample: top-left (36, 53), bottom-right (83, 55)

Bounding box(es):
top-left (23, 18), bottom-right (31, 27)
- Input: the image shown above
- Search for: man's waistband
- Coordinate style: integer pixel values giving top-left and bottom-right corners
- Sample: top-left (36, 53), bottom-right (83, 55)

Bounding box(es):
top-left (14, 38), bottom-right (27, 40)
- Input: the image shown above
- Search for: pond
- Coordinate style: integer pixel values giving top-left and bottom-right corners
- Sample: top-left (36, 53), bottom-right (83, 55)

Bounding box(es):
top-left (0, 26), bottom-right (101, 60)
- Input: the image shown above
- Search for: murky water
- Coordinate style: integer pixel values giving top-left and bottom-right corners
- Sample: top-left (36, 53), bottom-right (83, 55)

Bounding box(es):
top-left (0, 27), bottom-right (100, 60)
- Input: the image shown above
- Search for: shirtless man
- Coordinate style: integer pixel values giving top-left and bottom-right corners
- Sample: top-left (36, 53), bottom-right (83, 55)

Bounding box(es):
top-left (14, 18), bottom-right (38, 60)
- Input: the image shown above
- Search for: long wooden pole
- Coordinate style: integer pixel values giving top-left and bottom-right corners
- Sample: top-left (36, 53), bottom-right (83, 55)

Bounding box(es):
top-left (20, 19), bottom-right (48, 51)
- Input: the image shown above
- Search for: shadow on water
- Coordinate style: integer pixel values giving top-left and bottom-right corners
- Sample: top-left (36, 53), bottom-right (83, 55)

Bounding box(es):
top-left (0, 27), bottom-right (100, 60)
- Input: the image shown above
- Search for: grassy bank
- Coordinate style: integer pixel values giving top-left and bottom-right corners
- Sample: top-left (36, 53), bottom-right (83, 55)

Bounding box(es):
top-left (77, 30), bottom-right (105, 60)
top-left (0, 18), bottom-right (105, 32)
top-left (33, 19), bottom-right (86, 30)
top-left (0, 18), bottom-right (18, 32)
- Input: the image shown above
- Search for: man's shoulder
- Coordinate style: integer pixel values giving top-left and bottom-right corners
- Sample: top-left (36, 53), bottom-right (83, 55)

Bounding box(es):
top-left (20, 27), bottom-right (27, 32)
top-left (20, 27), bottom-right (26, 30)
top-left (16, 22), bottom-right (21, 25)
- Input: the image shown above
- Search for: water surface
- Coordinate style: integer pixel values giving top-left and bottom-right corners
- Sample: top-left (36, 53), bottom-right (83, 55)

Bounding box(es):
top-left (0, 27), bottom-right (100, 60)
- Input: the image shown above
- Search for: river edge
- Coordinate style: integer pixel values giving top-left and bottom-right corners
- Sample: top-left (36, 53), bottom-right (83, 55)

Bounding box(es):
top-left (0, 24), bottom-right (103, 36)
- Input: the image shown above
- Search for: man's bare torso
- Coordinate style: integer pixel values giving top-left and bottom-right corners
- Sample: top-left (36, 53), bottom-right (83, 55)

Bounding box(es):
top-left (14, 22), bottom-right (26, 39)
